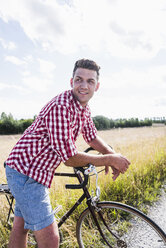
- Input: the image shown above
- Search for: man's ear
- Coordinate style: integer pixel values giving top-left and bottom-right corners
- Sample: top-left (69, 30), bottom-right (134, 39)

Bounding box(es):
top-left (95, 82), bottom-right (100, 92)
top-left (70, 78), bottom-right (73, 88)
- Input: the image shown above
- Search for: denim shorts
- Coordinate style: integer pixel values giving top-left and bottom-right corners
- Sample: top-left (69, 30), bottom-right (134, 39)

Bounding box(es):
top-left (5, 166), bottom-right (55, 231)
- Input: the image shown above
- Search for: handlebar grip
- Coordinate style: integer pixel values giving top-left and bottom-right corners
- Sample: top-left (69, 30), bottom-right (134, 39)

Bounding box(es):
top-left (65, 167), bottom-right (89, 189)
top-left (84, 147), bottom-right (95, 153)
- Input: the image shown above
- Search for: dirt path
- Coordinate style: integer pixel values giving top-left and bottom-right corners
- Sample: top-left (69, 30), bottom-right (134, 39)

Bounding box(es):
top-left (148, 187), bottom-right (166, 233)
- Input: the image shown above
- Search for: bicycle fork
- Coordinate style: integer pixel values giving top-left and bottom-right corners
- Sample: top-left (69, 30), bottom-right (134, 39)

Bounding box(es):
top-left (77, 169), bottom-right (114, 247)
top-left (96, 206), bottom-right (127, 248)
top-left (86, 199), bottom-right (114, 248)
top-left (87, 200), bottom-right (127, 248)
top-left (77, 169), bottom-right (126, 248)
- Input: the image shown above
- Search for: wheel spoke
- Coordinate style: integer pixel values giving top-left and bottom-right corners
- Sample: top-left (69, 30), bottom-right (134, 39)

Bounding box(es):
top-left (76, 202), bottom-right (166, 248)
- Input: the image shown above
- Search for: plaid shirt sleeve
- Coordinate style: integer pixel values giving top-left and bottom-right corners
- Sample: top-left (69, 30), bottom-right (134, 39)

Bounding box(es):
top-left (82, 115), bottom-right (97, 143)
top-left (44, 105), bottom-right (78, 163)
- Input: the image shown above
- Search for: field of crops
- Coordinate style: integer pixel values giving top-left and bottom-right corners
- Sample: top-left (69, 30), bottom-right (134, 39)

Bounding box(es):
top-left (0, 126), bottom-right (166, 247)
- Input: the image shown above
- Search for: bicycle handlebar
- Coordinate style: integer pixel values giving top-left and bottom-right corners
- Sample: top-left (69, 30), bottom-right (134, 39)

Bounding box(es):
top-left (62, 144), bottom-right (111, 190)
top-left (65, 147), bottom-right (95, 190)
top-left (65, 167), bottom-right (89, 189)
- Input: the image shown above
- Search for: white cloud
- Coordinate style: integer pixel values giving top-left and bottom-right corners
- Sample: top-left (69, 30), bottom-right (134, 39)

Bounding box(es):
top-left (102, 65), bottom-right (166, 92)
top-left (0, 82), bottom-right (7, 90)
top-left (0, 0), bottom-right (66, 47)
top-left (21, 58), bottom-right (56, 91)
top-left (5, 55), bottom-right (26, 66)
top-left (0, 82), bottom-right (28, 93)
top-left (0, 38), bottom-right (16, 50)
top-left (23, 76), bottom-right (53, 92)
top-left (155, 97), bottom-right (166, 107)
top-left (91, 92), bottom-right (165, 119)
top-left (37, 58), bottom-right (56, 78)
top-left (0, 0), bottom-right (165, 119)
top-left (3, 54), bottom-right (56, 92)
top-left (90, 64), bottom-right (166, 118)
top-left (0, 94), bottom-right (43, 119)
top-left (0, 0), bottom-right (166, 58)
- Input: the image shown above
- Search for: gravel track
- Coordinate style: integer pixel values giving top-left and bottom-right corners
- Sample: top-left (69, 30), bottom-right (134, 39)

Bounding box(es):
top-left (148, 188), bottom-right (166, 233)
top-left (125, 188), bottom-right (166, 247)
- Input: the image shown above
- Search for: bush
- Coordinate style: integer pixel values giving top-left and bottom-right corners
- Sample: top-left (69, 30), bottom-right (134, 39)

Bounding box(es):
top-left (93, 116), bottom-right (153, 130)
top-left (0, 112), bottom-right (34, 134)
top-left (0, 112), bottom-right (163, 134)
top-left (93, 116), bottom-right (111, 130)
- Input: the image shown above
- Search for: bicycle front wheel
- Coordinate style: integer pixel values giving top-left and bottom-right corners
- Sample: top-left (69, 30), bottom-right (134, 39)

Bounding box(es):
top-left (76, 201), bottom-right (166, 248)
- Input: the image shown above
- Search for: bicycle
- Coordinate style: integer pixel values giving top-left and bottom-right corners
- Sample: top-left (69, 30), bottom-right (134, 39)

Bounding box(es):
top-left (0, 147), bottom-right (166, 247)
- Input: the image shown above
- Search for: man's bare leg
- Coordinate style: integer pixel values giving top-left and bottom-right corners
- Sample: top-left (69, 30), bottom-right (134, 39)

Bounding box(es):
top-left (8, 216), bottom-right (28, 248)
top-left (34, 221), bottom-right (59, 248)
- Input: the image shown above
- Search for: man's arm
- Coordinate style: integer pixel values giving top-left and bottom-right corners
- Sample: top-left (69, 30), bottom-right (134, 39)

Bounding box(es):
top-left (65, 139), bottom-right (130, 180)
top-left (88, 135), bottom-right (115, 155)
top-left (88, 135), bottom-right (120, 178)
top-left (65, 135), bottom-right (130, 180)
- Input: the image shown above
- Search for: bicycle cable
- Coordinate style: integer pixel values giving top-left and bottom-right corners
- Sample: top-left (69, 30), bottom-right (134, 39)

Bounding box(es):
top-left (89, 168), bottom-right (105, 177)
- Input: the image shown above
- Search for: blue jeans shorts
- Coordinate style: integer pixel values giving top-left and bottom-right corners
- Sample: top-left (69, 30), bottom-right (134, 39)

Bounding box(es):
top-left (5, 166), bottom-right (55, 231)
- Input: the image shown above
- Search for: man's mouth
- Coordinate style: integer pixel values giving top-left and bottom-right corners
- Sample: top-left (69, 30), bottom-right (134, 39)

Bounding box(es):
top-left (79, 91), bottom-right (88, 95)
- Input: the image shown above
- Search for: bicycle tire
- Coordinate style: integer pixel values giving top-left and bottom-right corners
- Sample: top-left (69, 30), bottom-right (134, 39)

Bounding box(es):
top-left (76, 201), bottom-right (166, 248)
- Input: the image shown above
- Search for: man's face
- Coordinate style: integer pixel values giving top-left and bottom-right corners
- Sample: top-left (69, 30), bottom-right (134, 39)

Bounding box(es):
top-left (70, 68), bottom-right (100, 107)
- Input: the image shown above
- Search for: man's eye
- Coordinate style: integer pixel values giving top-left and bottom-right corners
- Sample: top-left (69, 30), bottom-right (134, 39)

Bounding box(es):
top-left (88, 80), bottom-right (95, 85)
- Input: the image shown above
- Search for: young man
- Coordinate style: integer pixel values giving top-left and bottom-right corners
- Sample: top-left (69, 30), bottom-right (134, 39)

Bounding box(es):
top-left (5, 59), bottom-right (130, 248)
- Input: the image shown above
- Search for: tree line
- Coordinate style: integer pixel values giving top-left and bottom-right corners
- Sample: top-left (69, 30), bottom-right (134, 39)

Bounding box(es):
top-left (92, 116), bottom-right (154, 130)
top-left (0, 112), bottom-right (35, 134)
top-left (0, 112), bottom-right (165, 134)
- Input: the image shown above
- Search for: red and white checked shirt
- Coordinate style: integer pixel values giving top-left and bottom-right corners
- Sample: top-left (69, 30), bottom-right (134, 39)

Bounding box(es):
top-left (6, 90), bottom-right (97, 188)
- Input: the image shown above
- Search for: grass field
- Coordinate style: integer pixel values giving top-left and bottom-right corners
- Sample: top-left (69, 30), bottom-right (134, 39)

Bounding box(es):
top-left (0, 126), bottom-right (166, 247)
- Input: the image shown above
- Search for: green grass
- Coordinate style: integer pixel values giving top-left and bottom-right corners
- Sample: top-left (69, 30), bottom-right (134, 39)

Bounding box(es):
top-left (100, 150), bottom-right (166, 210)
top-left (0, 205), bottom-right (11, 248)
top-left (52, 141), bottom-right (166, 247)
top-left (0, 128), bottom-right (166, 247)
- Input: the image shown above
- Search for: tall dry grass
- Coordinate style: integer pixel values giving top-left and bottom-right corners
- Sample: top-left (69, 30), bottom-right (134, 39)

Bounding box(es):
top-left (0, 126), bottom-right (166, 247)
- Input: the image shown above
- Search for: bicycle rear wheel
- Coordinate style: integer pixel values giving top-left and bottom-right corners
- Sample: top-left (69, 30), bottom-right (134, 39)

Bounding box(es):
top-left (76, 201), bottom-right (166, 248)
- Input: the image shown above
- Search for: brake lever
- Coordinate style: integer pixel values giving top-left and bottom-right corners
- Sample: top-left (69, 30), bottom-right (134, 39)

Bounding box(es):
top-left (84, 164), bottom-right (96, 175)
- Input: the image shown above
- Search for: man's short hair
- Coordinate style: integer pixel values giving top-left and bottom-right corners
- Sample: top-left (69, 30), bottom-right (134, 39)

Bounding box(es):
top-left (72, 59), bottom-right (100, 79)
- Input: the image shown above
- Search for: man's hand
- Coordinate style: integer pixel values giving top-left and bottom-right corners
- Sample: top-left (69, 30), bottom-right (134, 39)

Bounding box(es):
top-left (110, 153), bottom-right (130, 173)
top-left (105, 165), bottom-right (109, 175)
top-left (105, 153), bottom-right (130, 179)
top-left (111, 167), bottom-right (120, 181)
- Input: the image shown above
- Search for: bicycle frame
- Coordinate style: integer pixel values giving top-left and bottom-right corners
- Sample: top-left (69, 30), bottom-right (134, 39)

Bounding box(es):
top-left (1, 166), bottom-right (166, 247)
top-left (54, 169), bottom-right (115, 247)
top-left (0, 184), bottom-right (14, 223)
top-left (54, 170), bottom-right (90, 228)
top-left (1, 168), bottom-right (114, 247)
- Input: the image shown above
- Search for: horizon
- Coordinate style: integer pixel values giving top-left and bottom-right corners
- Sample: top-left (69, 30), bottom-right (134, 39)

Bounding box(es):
top-left (0, 111), bottom-right (165, 122)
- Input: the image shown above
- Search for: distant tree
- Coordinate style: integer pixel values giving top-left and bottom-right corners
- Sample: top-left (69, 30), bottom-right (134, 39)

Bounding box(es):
top-left (93, 118), bottom-right (100, 130)
top-left (92, 116), bottom-right (153, 130)
top-left (0, 112), bottom-right (163, 134)
top-left (0, 112), bottom-right (33, 134)
top-left (19, 119), bottom-right (33, 131)
top-left (93, 115), bottom-right (110, 130)
top-left (110, 119), bottom-right (115, 128)
top-left (0, 112), bottom-right (16, 134)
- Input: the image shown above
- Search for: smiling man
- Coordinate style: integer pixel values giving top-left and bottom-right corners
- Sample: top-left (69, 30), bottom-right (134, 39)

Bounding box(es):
top-left (70, 62), bottom-right (100, 106)
top-left (5, 59), bottom-right (130, 248)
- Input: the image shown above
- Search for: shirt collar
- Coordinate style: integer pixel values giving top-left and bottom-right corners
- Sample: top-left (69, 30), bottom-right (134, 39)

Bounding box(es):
top-left (69, 90), bottom-right (89, 113)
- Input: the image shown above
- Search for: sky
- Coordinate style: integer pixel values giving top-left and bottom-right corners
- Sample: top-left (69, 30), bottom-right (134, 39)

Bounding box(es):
top-left (0, 0), bottom-right (166, 120)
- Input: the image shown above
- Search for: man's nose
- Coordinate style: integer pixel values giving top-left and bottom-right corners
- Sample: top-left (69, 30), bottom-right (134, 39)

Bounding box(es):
top-left (80, 80), bottom-right (88, 88)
